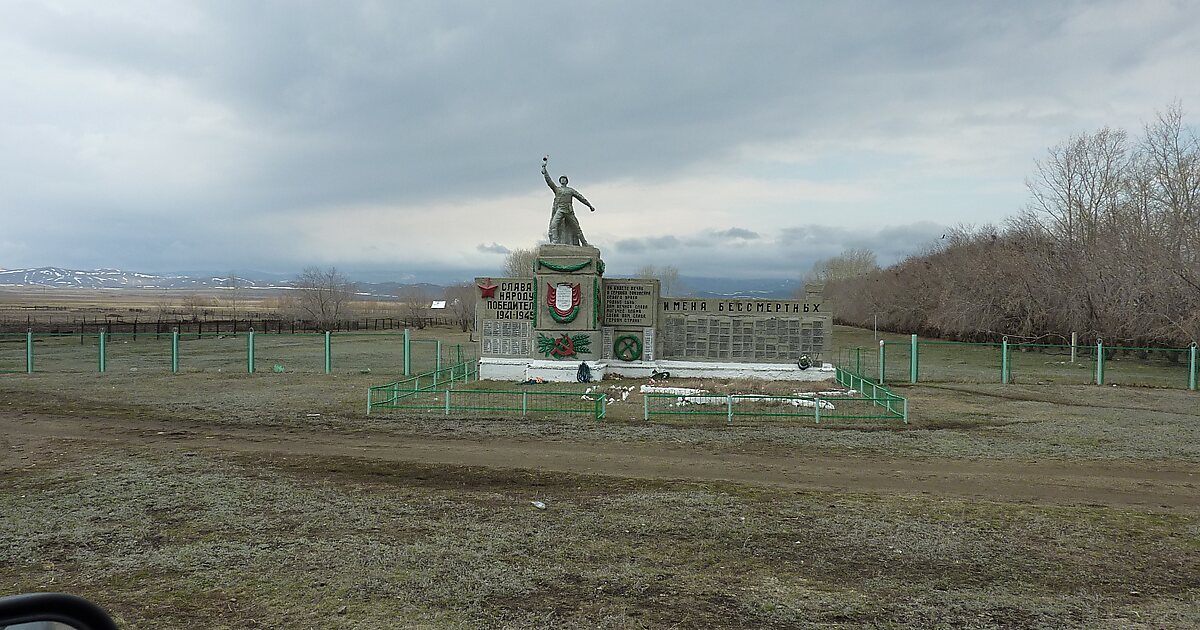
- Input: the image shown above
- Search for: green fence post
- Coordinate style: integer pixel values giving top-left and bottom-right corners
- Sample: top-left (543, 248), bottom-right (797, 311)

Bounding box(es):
top-left (25, 330), bottom-right (33, 374)
top-left (1096, 339), bottom-right (1105, 385)
top-left (247, 329), bottom-right (255, 373)
top-left (1001, 336), bottom-right (1010, 385)
top-left (436, 340), bottom-right (442, 374)
top-left (1190, 343), bottom-right (1197, 391)
top-left (643, 395), bottom-right (649, 421)
top-left (98, 332), bottom-right (107, 373)
top-left (171, 329), bottom-right (179, 373)
top-left (522, 391), bottom-right (528, 416)
top-left (403, 329), bottom-right (411, 376)
top-left (726, 395), bottom-right (733, 424)
top-left (910, 334), bottom-right (918, 384)
top-left (444, 389), bottom-right (451, 415)
top-left (878, 340), bottom-right (885, 385)
top-left (814, 395), bottom-right (821, 424)
top-left (855, 347), bottom-right (861, 375)
top-left (324, 331), bottom-right (332, 374)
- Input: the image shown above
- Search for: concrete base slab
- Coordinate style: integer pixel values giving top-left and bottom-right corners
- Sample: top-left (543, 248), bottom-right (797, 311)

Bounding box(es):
top-left (628, 360), bottom-right (835, 381)
top-left (478, 357), bottom-right (530, 381)
top-left (480, 357), bottom-right (835, 382)
top-left (478, 357), bottom-right (609, 383)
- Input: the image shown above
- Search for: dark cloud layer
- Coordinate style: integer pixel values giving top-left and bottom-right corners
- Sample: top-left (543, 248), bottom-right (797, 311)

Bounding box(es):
top-left (0, 1), bottom-right (1197, 279)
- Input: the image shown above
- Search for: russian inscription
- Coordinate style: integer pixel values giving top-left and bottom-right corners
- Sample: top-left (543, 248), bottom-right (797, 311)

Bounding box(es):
top-left (603, 279), bottom-right (658, 327)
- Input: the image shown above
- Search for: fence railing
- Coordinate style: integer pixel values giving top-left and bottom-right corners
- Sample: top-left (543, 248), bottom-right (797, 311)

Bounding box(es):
top-left (366, 360), bottom-right (480, 412)
top-left (367, 366), bottom-right (607, 420)
top-left (642, 391), bottom-right (905, 423)
top-left (0, 329), bottom-right (472, 376)
top-left (844, 336), bottom-right (1200, 390)
top-left (834, 366), bottom-right (908, 422)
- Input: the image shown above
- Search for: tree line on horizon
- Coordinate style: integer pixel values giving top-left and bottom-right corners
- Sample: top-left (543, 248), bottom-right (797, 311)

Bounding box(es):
top-left (816, 103), bottom-right (1200, 349)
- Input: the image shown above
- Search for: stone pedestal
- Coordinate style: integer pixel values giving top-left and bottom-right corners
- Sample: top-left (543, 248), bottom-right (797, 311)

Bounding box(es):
top-left (531, 244), bottom-right (604, 362)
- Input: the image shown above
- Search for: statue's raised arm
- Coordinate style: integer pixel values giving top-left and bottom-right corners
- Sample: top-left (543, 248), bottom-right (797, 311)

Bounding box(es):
top-left (541, 156), bottom-right (558, 191)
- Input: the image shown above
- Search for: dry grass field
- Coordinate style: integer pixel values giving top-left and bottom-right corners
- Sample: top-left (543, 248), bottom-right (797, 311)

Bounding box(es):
top-left (1, 317), bottom-right (1198, 628)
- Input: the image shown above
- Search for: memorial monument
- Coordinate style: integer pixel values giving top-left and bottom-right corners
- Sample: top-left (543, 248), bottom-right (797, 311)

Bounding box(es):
top-left (475, 157), bottom-right (833, 381)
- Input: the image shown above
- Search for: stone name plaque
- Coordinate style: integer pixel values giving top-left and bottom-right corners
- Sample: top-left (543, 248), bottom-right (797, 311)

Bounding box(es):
top-left (481, 320), bottom-right (533, 356)
top-left (658, 297), bottom-right (830, 361)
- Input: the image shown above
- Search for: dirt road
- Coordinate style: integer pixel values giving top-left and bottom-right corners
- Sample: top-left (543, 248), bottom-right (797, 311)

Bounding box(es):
top-left (4, 411), bottom-right (1197, 510)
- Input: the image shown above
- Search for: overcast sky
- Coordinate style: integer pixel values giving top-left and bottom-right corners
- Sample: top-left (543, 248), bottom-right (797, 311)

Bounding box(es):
top-left (2, 1), bottom-right (1199, 282)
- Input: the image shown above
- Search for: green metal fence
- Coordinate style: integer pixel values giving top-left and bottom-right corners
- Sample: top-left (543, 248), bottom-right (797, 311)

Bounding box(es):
top-left (0, 330), bottom-right (473, 376)
top-left (643, 388), bottom-right (906, 424)
top-left (849, 337), bottom-right (1200, 390)
top-left (367, 362), bottom-right (607, 419)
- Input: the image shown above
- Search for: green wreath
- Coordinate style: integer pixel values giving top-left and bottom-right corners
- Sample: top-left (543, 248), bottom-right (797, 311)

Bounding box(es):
top-left (613, 335), bottom-right (643, 362)
top-left (537, 259), bottom-right (593, 273)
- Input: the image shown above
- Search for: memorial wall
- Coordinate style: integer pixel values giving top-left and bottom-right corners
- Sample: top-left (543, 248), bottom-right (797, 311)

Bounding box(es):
top-left (657, 299), bottom-right (829, 363)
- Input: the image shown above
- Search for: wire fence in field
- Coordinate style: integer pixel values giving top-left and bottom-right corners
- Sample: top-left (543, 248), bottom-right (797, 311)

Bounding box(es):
top-left (0, 330), bottom-right (474, 378)
top-left (839, 336), bottom-right (1199, 390)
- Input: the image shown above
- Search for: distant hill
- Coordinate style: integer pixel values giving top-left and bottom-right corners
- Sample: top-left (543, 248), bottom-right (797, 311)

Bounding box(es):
top-left (0, 266), bottom-right (803, 299)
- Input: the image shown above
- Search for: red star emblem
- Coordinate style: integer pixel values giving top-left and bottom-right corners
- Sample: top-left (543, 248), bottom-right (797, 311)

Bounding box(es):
top-left (478, 280), bottom-right (497, 298)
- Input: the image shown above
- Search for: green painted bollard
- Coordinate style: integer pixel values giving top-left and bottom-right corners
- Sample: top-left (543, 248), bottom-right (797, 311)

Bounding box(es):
top-left (324, 331), bottom-right (332, 374)
top-left (25, 330), bottom-right (33, 374)
top-left (1095, 339), bottom-right (1105, 385)
top-left (1001, 336), bottom-right (1010, 385)
top-left (435, 339), bottom-right (442, 374)
top-left (1190, 343), bottom-right (1197, 391)
top-left (878, 340), bottom-right (885, 385)
top-left (910, 334), bottom-right (918, 384)
top-left (98, 332), bottom-right (107, 373)
top-left (403, 328), bottom-right (411, 376)
top-left (247, 329), bottom-right (255, 373)
top-left (171, 329), bottom-right (179, 373)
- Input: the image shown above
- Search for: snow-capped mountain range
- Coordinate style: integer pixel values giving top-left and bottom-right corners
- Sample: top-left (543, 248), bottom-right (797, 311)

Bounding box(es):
top-left (0, 267), bottom-right (272, 290)
top-left (0, 266), bottom-right (801, 298)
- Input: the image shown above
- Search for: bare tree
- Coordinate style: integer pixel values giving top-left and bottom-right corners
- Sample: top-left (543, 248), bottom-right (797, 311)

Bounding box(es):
top-left (503, 247), bottom-right (536, 277)
top-left (399, 285), bottom-right (431, 329)
top-left (294, 267), bottom-right (356, 330)
top-left (224, 272), bottom-right (244, 327)
top-left (445, 283), bottom-right (477, 332)
top-left (636, 264), bottom-right (683, 296)
top-left (802, 248), bottom-right (879, 286)
top-left (181, 293), bottom-right (212, 321)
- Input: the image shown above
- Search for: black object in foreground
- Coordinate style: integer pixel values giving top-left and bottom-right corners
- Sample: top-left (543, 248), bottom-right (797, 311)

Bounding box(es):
top-left (577, 362), bottom-right (592, 383)
top-left (0, 593), bottom-right (117, 630)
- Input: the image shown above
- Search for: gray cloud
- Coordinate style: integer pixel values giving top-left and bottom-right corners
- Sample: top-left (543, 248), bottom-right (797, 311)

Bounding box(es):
top-left (613, 235), bottom-right (681, 254)
top-left (715, 228), bottom-right (761, 240)
top-left (476, 242), bottom-right (510, 255)
top-left (604, 222), bottom-right (946, 279)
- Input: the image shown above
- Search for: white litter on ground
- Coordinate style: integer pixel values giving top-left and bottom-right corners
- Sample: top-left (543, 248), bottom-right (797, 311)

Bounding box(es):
top-left (640, 385), bottom-right (709, 396)
top-left (673, 394), bottom-right (835, 410)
